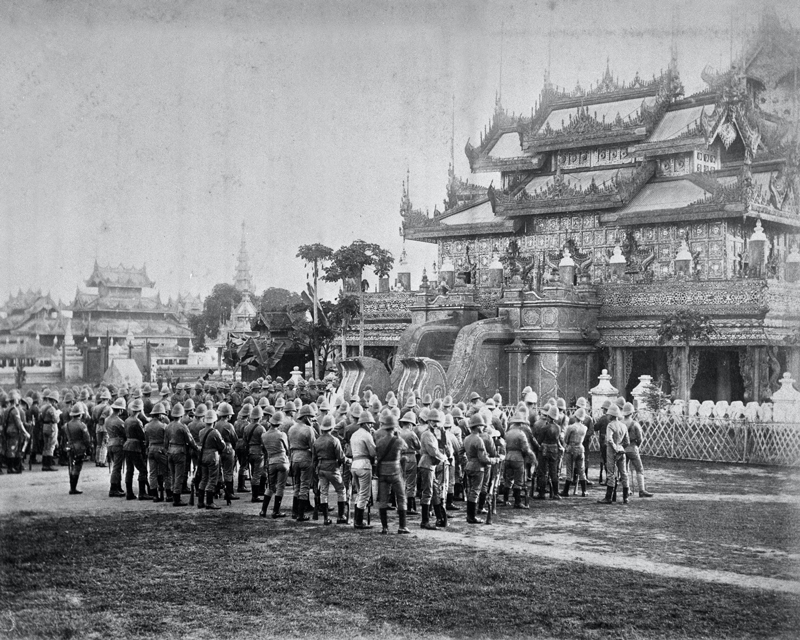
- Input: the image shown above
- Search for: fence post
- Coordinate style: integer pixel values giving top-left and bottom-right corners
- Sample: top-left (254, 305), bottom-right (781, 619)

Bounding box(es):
top-left (742, 423), bottom-right (748, 464)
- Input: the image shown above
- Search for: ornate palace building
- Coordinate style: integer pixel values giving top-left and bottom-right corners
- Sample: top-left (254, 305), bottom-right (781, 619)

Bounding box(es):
top-left (376, 13), bottom-right (800, 404)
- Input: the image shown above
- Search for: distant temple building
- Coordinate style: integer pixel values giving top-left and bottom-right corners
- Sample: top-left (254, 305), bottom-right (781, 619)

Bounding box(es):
top-left (70, 263), bottom-right (192, 380)
top-left (360, 11), bottom-right (800, 404)
top-left (0, 290), bottom-right (65, 368)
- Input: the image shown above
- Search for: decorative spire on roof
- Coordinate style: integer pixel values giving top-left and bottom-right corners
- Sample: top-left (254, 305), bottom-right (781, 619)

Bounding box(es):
top-left (234, 221), bottom-right (254, 294)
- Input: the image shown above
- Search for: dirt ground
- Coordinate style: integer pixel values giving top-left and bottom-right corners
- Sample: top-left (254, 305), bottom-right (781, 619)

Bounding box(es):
top-left (1, 454), bottom-right (799, 639)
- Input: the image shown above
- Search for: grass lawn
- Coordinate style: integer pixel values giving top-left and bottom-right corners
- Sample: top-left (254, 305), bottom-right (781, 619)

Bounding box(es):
top-left (2, 508), bottom-right (799, 640)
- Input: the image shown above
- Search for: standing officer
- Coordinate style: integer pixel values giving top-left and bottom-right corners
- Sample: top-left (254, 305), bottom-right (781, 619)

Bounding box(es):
top-left (504, 413), bottom-right (536, 508)
top-left (196, 409), bottom-right (226, 510)
top-left (234, 405), bottom-right (251, 493)
top-left (261, 410), bottom-right (290, 519)
top-left (597, 403), bottom-right (629, 505)
top-left (418, 409), bottom-right (447, 530)
top-left (622, 402), bottom-right (653, 499)
top-left (40, 389), bottom-right (60, 472)
top-left (244, 406), bottom-right (267, 504)
top-left (92, 388), bottom-right (111, 467)
top-left (463, 413), bottom-right (493, 524)
top-left (349, 411), bottom-right (376, 530)
top-left (536, 405), bottom-right (563, 500)
top-left (163, 403), bottom-right (196, 506)
top-left (311, 414), bottom-right (346, 526)
top-left (562, 407), bottom-right (589, 497)
top-left (64, 403), bottom-right (91, 494)
top-left (105, 397), bottom-right (127, 497)
top-left (288, 405), bottom-right (317, 520)
top-left (374, 414), bottom-right (409, 535)
top-left (3, 390), bottom-right (29, 473)
top-left (144, 403), bottom-right (169, 501)
top-left (123, 398), bottom-right (152, 501)
top-left (215, 402), bottom-right (239, 503)
top-left (398, 411), bottom-right (420, 516)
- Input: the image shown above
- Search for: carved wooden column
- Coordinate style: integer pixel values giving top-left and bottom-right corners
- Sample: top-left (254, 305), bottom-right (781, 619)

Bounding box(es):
top-left (505, 339), bottom-right (528, 404)
top-left (612, 347), bottom-right (626, 396)
top-left (788, 347), bottom-right (800, 386)
top-left (752, 346), bottom-right (762, 403)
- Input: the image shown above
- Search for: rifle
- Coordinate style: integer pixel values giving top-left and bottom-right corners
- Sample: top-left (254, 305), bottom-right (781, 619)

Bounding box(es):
top-left (312, 466), bottom-right (321, 521)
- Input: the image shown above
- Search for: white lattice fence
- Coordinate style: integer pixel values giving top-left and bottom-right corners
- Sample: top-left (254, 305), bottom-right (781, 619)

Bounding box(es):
top-left (497, 406), bottom-right (800, 466)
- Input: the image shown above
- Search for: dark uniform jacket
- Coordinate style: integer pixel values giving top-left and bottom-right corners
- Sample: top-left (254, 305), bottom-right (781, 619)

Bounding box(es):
top-left (123, 416), bottom-right (146, 452)
top-left (65, 418), bottom-right (91, 455)
top-left (311, 433), bottom-right (345, 472)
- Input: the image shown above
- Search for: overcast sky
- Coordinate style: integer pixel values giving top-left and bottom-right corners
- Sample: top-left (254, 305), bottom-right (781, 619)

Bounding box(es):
top-left (1, 0), bottom-right (796, 305)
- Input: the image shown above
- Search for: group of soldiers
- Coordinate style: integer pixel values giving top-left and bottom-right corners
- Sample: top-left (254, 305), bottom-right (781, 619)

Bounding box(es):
top-left (1, 375), bottom-right (654, 532)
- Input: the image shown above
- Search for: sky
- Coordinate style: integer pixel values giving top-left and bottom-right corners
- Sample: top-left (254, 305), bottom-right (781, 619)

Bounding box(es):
top-left (1, 0), bottom-right (797, 305)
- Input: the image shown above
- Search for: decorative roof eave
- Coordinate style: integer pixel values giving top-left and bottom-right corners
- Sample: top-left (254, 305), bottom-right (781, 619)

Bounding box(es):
top-left (630, 136), bottom-right (708, 158)
top-left (601, 203), bottom-right (744, 226)
top-left (468, 153), bottom-right (546, 173)
top-left (498, 196), bottom-right (624, 217)
top-left (403, 219), bottom-right (522, 243)
top-left (524, 128), bottom-right (648, 153)
top-left (438, 197), bottom-right (491, 221)
top-left (492, 160), bottom-right (655, 217)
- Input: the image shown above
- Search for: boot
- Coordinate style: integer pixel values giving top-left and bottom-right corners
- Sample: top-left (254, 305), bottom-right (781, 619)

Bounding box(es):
top-left (139, 482), bottom-right (153, 500)
top-left (197, 491), bottom-right (206, 509)
top-left (251, 486), bottom-right (262, 503)
top-left (42, 456), bottom-right (57, 471)
top-left (296, 499), bottom-right (310, 522)
top-left (484, 498), bottom-right (493, 525)
top-left (189, 485), bottom-right (195, 507)
top-left (445, 494), bottom-right (460, 511)
top-left (419, 504), bottom-right (436, 530)
top-left (354, 507), bottom-right (372, 529)
top-left (126, 480), bottom-right (136, 501)
top-left (166, 489), bottom-right (173, 501)
top-left (513, 487), bottom-right (528, 509)
top-left (550, 480), bottom-right (561, 500)
top-left (454, 482), bottom-right (463, 501)
top-left (612, 484), bottom-right (618, 503)
top-left (260, 495), bottom-right (272, 517)
top-left (292, 497), bottom-right (299, 519)
top-left (560, 481), bottom-right (571, 498)
top-left (639, 476), bottom-right (653, 498)
top-left (272, 496), bottom-right (287, 519)
top-left (434, 503), bottom-right (447, 528)
top-left (622, 486), bottom-right (629, 505)
top-left (173, 492), bottom-right (188, 507)
top-left (149, 487), bottom-right (159, 501)
top-left (226, 481), bottom-right (240, 501)
top-left (501, 486), bottom-right (510, 507)
top-left (379, 507), bottom-right (389, 534)
top-left (206, 491), bottom-right (221, 510)
top-left (336, 501), bottom-right (348, 524)
top-left (579, 480), bottom-right (587, 497)
top-left (597, 486), bottom-right (614, 504)
top-left (406, 497), bottom-right (417, 516)
top-left (477, 491), bottom-right (487, 515)
top-left (237, 476), bottom-right (248, 493)
top-left (258, 475), bottom-right (267, 498)
top-left (466, 501), bottom-right (481, 524)
top-left (398, 509), bottom-right (409, 534)
top-left (322, 503), bottom-right (332, 525)
top-left (69, 476), bottom-right (82, 495)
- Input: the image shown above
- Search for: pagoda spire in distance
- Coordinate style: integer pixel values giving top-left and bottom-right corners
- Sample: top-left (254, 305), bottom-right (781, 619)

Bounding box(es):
top-left (234, 221), bottom-right (254, 294)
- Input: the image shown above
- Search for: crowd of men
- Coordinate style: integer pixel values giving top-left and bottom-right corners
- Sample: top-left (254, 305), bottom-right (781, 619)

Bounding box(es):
top-left (0, 376), bottom-right (654, 533)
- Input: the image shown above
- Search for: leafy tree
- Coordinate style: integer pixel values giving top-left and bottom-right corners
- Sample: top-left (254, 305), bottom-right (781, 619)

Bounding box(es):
top-left (296, 244), bottom-right (334, 374)
top-left (323, 240), bottom-right (394, 357)
top-left (657, 309), bottom-right (716, 400)
top-left (187, 283), bottom-right (242, 352)
top-left (639, 375), bottom-right (673, 415)
top-left (288, 296), bottom-right (359, 377)
top-left (257, 287), bottom-right (302, 313)
top-left (223, 333), bottom-right (286, 378)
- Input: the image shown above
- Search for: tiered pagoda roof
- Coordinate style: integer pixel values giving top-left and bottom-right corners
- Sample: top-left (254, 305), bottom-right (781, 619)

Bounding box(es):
top-left (234, 222), bottom-right (254, 294)
top-left (403, 15), bottom-right (800, 246)
top-left (85, 262), bottom-right (155, 289)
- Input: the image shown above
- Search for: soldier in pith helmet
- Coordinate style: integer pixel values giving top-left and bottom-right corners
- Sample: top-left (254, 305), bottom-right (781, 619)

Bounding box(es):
top-left (163, 403), bottom-right (197, 506)
top-left (144, 403), bottom-right (170, 501)
top-left (64, 404), bottom-right (91, 494)
top-left (196, 410), bottom-right (226, 510)
top-left (106, 398), bottom-right (127, 497)
top-left (123, 398), bottom-right (152, 501)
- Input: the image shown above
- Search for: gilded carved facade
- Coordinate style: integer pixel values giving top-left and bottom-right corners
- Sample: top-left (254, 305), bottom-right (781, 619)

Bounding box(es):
top-left (378, 13), bottom-right (800, 403)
